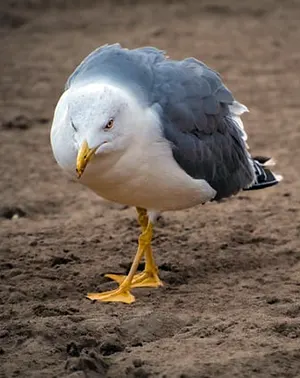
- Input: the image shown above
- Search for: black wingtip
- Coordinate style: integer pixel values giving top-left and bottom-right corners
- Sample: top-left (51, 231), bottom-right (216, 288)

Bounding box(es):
top-left (244, 158), bottom-right (282, 191)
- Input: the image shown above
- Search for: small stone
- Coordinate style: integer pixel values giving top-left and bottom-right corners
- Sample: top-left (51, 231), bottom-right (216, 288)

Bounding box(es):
top-left (288, 332), bottom-right (298, 339)
top-left (51, 256), bottom-right (72, 267)
top-left (99, 336), bottom-right (124, 356)
top-left (133, 367), bottom-right (150, 378)
top-left (133, 359), bottom-right (143, 368)
top-left (266, 297), bottom-right (280, 305)
top-left (0, 330), bottom-right (9, 338)
top-left (67, 342), bottom-right (80, 357)
top-left (0, 206), bottom-right (26, 219)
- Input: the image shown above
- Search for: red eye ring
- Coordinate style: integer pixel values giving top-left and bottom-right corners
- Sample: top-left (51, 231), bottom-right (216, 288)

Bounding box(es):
top-left (105, 119), bottom-right (114, 129)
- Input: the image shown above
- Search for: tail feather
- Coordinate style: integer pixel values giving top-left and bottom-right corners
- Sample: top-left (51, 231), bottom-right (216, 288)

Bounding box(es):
top-left (252, 155), bottom-right (276, 167)
top-left (244, 156), bottom-right (282, 191)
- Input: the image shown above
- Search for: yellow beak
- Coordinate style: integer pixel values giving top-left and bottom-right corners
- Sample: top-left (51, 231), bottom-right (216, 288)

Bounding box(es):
top-left (76, 140), bottom-right (97, 178)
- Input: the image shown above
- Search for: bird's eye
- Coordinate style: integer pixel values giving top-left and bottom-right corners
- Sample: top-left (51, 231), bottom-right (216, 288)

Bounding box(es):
top-left (71, 120), bottom-right (77, 132)
top-left (104, 119), bottom-right (114, 130)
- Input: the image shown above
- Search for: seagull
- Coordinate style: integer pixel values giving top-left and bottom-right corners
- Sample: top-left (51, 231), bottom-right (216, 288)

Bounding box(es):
top-left (50, 44), bottom-right (282, 304)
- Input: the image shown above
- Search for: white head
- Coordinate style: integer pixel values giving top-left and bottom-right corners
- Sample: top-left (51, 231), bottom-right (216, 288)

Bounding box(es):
top-left (51, 83), bottom-right (146, 178)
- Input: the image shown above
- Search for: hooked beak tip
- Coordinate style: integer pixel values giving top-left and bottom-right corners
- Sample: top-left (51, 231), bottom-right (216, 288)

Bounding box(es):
top-left (76, 140), bottom-right (97, 178)
top-left (76, 168), bottom-right (83, 179)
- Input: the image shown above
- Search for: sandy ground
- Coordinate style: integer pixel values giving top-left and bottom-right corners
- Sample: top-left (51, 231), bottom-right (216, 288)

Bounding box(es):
top-left (1, 0), bottom-right (300, 377)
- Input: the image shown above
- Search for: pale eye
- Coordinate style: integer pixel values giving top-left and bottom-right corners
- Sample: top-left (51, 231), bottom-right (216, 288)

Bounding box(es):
top-left (104, 119), bottom-right (114, 130)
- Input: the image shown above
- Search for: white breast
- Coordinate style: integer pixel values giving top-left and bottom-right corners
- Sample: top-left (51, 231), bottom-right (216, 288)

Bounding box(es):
top-left (79, 108), bottom-right (216, 211)
top-left (51, 89), bottom-right (216, 211)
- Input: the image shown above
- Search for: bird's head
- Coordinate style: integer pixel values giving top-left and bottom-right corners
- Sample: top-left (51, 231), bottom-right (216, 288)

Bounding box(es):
top-left (52, 83), bottom-right (144, 178)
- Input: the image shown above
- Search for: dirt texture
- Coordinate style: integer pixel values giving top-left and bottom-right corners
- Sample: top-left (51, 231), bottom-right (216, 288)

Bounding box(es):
top-left (1, 0), bottom-right (300, 377)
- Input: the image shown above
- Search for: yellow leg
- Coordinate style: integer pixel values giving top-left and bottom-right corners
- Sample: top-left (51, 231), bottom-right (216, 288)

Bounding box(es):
top-left (87, 219), bottom-right (153, 303)
top-left (105, 208), bottom-right (163, 289)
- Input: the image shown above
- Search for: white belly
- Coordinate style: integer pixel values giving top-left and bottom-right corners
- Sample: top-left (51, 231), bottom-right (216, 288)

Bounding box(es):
top-left (79, 139), bottom-right (216, 211)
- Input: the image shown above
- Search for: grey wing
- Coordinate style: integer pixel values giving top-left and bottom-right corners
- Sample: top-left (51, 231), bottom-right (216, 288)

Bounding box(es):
top-left (152, 58), bottom-right (255, 200)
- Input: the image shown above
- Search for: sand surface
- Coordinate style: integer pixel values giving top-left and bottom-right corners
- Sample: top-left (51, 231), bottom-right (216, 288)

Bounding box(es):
top-left (1, 1), bottom-right (300, 377)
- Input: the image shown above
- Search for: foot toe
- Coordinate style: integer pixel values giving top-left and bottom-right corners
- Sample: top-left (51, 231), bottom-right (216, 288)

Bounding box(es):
top-left (87, 290), bottom-right (135, 304)
top-left (104, 274), bottom-right (126, 285)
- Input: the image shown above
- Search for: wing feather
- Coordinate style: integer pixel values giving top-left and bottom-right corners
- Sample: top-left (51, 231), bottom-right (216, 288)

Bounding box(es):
top-left (151, 56), bottom-right (255, 200)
